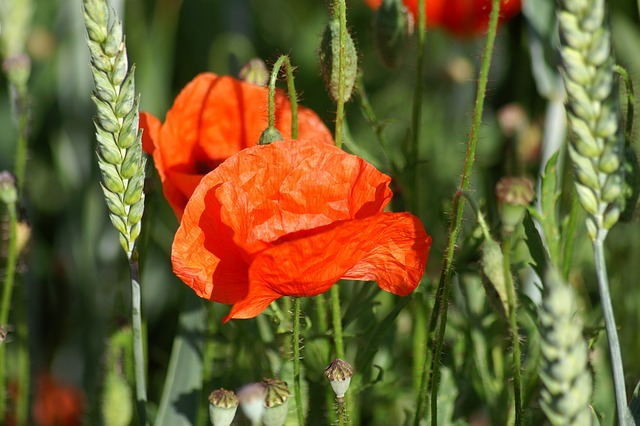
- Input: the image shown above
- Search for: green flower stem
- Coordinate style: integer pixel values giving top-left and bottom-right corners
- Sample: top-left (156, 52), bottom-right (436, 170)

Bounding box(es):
top-left (13, 96), bottom-right (29, 194)
top-left (414, 1), bottom-right (502, 424)
top-left (0, 200), bottom-right (18, 420)
top-left (408, 0), bottom-right (427, 209)
top-left (330, 286), bottom-right (345, 359)
top-left (130, 255), bottom-right (148, 425)
top-left (502, 233), bottom-right (522, 425)
top-left (268, 55), bottom-right (298, 138)
top-left (593, 239), bottom-right (629, 425)
top-left (292, 297), bottom-right (305, 426)
top-left (332, 0), bottom-right (347, 148)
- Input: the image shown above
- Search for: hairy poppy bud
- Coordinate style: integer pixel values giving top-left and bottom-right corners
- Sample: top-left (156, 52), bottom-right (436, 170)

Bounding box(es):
top-left (619, 146), bottom-right (640, 222)
top-left (372, 0), bottom-right (413, 68)
top-left (208, 388), bottom-right (238, 426)
top-left (495, 176), bottom-right (535, 234)
top-left (258, 126), bottom-right (284, 145)
top-left (262, 378), bottom-right (290, 426)
top-left (318, 19), bottom-right (358, 103)
top-left (325, 359), bottom-right (353, 399)
top-left (239, 58), bottom-right (269, 87)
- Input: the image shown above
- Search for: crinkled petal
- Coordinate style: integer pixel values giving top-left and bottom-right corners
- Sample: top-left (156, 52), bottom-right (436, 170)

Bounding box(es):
top-left (200, 139), bottom-right (393, 255)
top-left (224, 212), bottom-right (430, 320)
top-left (172, 180), bottom-right (251, 305)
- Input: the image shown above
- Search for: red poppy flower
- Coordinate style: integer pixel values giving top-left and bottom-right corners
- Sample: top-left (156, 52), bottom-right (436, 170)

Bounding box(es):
top-left (33, 373), bottom-right (85, 426)
top-left (364, 0), bottom-right (521, 37)
top-left (172, 139), bottom-right (431, 321)
top-left (140, 72), bottom-right (334, 219)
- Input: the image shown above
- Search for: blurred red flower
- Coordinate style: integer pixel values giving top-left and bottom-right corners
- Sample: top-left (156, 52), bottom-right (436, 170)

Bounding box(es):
top-left (364, 0), bottom-right (521, 36)
top-left (172, 139), bottom-right (431, 321)
top-left (140, 73), bottom-right (334, 219)
top-left (33, 373), bottom-right (84, 426)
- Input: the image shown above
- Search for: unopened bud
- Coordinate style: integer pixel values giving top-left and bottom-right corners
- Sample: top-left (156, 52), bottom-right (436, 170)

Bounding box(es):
top-left (262, 378), bottom-right (290, 426)
top-left (319, 19), bottom-right (358, 103)
top-left (208, 389), bottom-right (238, 426)
top-left (237, 383), bottom-right (266, 425)
top-left (0, 172), bottom-right (17, 205)
top-left (495, 176), bottom-right (535, 233)
top-left (325, 359), bottom-right (353, 399)
top-left (239, 58), bottom-right (269, 87)
top-left (372, 0), bottom-right (413, 68)
top-left (258, 126), bottom-right (284, 145)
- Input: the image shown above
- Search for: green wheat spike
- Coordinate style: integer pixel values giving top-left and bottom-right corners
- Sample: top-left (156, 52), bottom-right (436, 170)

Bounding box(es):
top-left (82, 0), bottom-right (145, 258)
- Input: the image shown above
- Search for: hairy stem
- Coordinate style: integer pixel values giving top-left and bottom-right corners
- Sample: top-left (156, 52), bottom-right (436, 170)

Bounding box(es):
top-left (333, 0), bottom-right (347, 148)
top-left (0, 200), bottom-right (17, 420)
top-left (292, 297), bottom-right (305, 425)
top-left (503, 233), bottom-right (522, 425)
top-left (268, 55), bottom-right (298, 138)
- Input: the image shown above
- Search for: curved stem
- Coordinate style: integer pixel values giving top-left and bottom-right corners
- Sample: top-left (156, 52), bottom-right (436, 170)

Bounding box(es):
top-left (292, 297), bottom-right (305, 425)
top-left (0, 200), bottom-right (18, 420)
top-left (129, 254), bottom-right (148, 425)
top-left (503, 233), bottom-right (522, 425)
top-left (593, 239), bottom-right (629, 425)
top-left (332, 0), bottom-right (347, 148)
top-left (268, 55), bottom-right (298, 138)
top-left (414, 1), bottom-right (502, 424)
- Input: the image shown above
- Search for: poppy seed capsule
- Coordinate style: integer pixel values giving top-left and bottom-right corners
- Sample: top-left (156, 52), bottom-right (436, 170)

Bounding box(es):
top-left (325, 359), bottom-right (353, 399)
top-left (495, 176), bottom-right (535, 234)
top-left (372, 0), bottom-right (413, 68)
top-left (318, 19), bottom-right (358, 103)
top-left (262, 378), bottom-right (290, 426)
top-left (208, 389), bottom-right (239, 426)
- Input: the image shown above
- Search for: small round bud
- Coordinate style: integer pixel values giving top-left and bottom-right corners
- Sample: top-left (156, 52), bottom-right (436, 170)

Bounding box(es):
top-left (208, 389), bottom-right (238, 426)
top-left (239, 58), bottom-right (270, 87)
top-left (324, 359), bottom-right (353, 399)
top-left (495, 176), bottom-right (535, 233)
top-left (258, 127), bottom-right (284, 145)
top-left (262, 378), bottom-right (290, 426)
top-left (318, 19), bottom-right (358, 103)
top-left (372, 0), bottom-right (413, 68)
top-left (0, 172), bottom-right (17, 205)
top-left (237, 383), bottom-right (266, 425)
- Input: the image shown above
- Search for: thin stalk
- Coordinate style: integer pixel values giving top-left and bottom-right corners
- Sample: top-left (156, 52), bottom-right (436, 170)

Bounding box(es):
top-left (315, 295), bottom-right (337, 424)
top-left (330, 286), bottom-right (345, 359)
top-left (0, 200), bottom-right (18, 420)
top-left (268, 55), bottom-right (298, 138)
top-left (333, 0), bottom-right (347, 148)
top-left (593, 239), bottom-right (629, 425)
top-left (503, 233), bottom-right (522, 425)
top-left (561, 189), bottom-right (580, 281)
top-left (14, 99), bottom-right (29, 194)
top-left (129, 255), bottom-right (147, 425)
top-left (414, 1), bottom-right (502, 424)
top-left (408, 0), bottom-right (427, 210)
top-left (16, 282), bottom-right (28, 425)
top-left (292, 297), bottom-right (305, 426)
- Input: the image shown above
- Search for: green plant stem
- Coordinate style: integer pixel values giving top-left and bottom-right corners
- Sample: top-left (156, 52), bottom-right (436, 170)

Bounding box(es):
top-left (561, 189), bottom-right (580, 281)
top-left (593, 239), bottom-right (629, 425)
top-left (14, 99), bottom-right (29, 194)
top-left (333, 0), bottom-right (347, 148)
top-left (408, 0), bottom-right (427, 210)
top-left (503, 233), bottom-right (522, 425)
top-left (129, 255), bottom-right (147, 425)
top-left (414, 1), bottom-right (502, 424)
top-left (268, 55), bottom-right (298, 138)
top-left (292, 297), bottom-right (305, 426)
top-left (0, 200), bottom-right (17, 421)
top-left (330, 287), bottom-right (345, 359)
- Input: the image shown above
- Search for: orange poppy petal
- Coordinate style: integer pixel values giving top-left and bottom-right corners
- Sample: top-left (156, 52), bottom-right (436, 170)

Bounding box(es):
top-left (172, 181), bottom-right (251, 304)
top-left (222, 212), bottom-right (430, 320)
top-left (139, 112), bottom-right (161, 154)
top-left (195, 139), bottom-right (392, 254)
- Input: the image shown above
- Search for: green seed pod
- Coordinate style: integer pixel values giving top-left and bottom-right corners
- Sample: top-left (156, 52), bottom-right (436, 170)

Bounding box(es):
top-left (619, 146), bottom-right (640, 222)
top-left (208, 388), bottom-right (238, 426)
top-left (258, 126), bottom-right (284, 145)
top-left (318, 18), bottom-right (358, 103)
top-left (262, 378), bottom-right (290, 426)
top-left (372, 0), bottom-right (413, 68)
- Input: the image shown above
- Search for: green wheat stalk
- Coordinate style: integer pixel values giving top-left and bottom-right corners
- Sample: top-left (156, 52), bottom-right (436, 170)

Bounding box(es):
top-left (557, 0), bottom-right (630, 423)
top-left (539, 268), bottom-right (594, 426)
top-left (82, 0), bottom-right (147, 422)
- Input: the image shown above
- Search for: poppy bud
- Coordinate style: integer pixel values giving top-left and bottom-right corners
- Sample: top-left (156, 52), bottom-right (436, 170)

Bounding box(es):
top-left (324, 358), bottom-right (353, 399)
top-left (0, 171), bottom-right (17, 205)
top-left (619, 146), bottom-right (640, 222)
top-left (239, 58), bottom-right (270, 87)
top-left (261, 378), bottom-right (290, 426)
top-left (237, 382), bottom-right (266, 425)
top-left (372, 0), bottom-right (413, 68)
top-left (318, 19), bottom-right (358, 103)
top-left (258, 126), bottom-right (284, 145)
top-left (208, 388), bottom-right (239, 426)
top-left (495, 176), bottom-right (535, 234)
top-left (2, 54), bottom-right (31, 89)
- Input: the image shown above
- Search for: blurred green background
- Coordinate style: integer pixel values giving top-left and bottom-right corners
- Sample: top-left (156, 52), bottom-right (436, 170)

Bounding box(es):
top-left (1, 0), bottom-right (640, 424)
